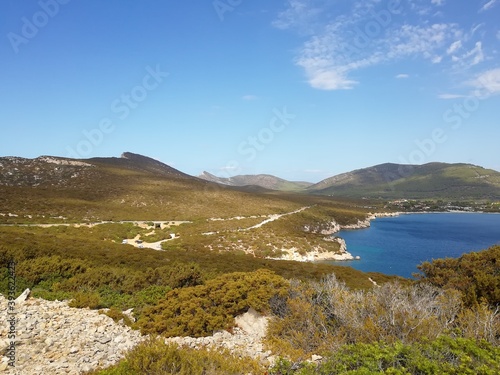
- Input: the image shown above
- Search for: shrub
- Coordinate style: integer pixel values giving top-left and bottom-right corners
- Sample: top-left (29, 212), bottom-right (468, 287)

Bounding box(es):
top-left (456, 302), bottom-right (500, 345)
top-left (269, 335), bottom-right (500, 375)
top-left (68, 291), bottom-right (102, 309)
top-left (100, 307), bottom-right (133, 326)
top-left (138, 269), bottom-right (289, 337)
top-left (87, 337), bottom-right (263, 375)
top-left (147, 262), bottom-right (204, 289)
top-left (266, 274), bottom-right (463, 359)
top-left (129, 284), bottom-right (171, 313)
top-left (416, 245), bottom-right (500, 307)
top-left (15, 255), bottom-right (89, 285)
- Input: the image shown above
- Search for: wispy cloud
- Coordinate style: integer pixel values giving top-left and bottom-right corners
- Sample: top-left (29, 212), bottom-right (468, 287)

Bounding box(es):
top-left (274, 1), bottom-right (492, 91)
top-left (272, 0), bottom-right (322, 34)
top-left (293, 19), bottom-right (459, 90)
top-left (438, 93), bottom-right (468, 99)
top-left (479, 0), bottom-right (498, 12)
top-left (468, 68), bottom-right (500, 97)
top-left (450, 41), bottom-right (484, 68)
top-left (446, 40), bottom-right (462, 55)
top-left (395, 74), bottom-right (410, 79)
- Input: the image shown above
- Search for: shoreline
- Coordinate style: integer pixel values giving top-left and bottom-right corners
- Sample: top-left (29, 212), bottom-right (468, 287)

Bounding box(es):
top-left (271, 212), bottom-right (403, 263)
top-left (268, 237), bottom-right (355, 262)
top-left (327, 210), bottom-right (500, 264)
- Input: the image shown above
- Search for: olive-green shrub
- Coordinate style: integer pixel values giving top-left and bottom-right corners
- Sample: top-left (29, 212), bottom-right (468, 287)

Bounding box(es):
top-left (138, 269), bottom-right (289, 337)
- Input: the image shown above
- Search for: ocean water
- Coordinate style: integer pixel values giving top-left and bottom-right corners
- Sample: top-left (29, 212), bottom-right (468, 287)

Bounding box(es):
top-left (329, 213), bottom-right (500, 278)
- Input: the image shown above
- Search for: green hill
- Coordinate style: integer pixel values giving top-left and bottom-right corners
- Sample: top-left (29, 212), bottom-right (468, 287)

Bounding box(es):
top-left (0, 152), bottom-right (373, 259)
top-left (0, 153), bottom-right (308, 222)
top-left (307, 162), bottom-right (500, 200)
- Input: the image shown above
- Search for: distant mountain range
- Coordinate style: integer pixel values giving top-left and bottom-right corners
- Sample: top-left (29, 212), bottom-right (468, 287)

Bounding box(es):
top-left (198, 171), bottom-right (312, 191)
top-left (199, 162), bottom-right (500, 200)
top-left (1, 153), bottom-right (499, 218)
top-left (307, 162), bottom-right (500, 200)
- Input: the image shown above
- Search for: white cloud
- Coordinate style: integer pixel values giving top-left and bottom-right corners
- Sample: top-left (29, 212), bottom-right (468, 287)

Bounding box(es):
top-left (387, 24), bottom-right (457, 58)
top-left (431, 55), bottom-right (443, 64)
top-left (446, 40), bottom-right (462, 54)
top-left (468, 68), bottom-right (500, 97)
top-left (272, 0), bottom-right (321, 33)
top-left (471, 23), bottom-right (485, 37)
top-left (479, 0), bottom-right (498, 12)
top-left (438, 93), bottom-right (468, 99)
top-left (451, 41), bottom-right (484, 68)
top-left (304, 69), bottom-right (358, 90)
top-left (273, 1), bottom-right (488, 91)
top-left (294, 17), bottom-right (459, 90)
top-left (395, 74), bottom-right (409, 79)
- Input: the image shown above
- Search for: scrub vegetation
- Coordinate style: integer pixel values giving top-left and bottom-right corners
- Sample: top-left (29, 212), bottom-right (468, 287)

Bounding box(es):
top-left (1, 154), bottom-right (499, 374)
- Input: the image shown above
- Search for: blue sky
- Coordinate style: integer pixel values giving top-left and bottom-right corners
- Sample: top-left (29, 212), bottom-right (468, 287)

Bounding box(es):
top-left (1, 0), bottom-right (499, 182)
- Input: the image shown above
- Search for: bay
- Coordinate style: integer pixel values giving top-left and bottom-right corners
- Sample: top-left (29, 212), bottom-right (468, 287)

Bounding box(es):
top-left (328, 213), bottom-right (500, 278)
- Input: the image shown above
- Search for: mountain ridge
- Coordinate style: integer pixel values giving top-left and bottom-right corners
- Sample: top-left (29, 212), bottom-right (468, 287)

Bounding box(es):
top-left (198, 171), bottom-right (313, 191)
top-left (2, 154), bottom-right (499, 208)
top-left (307, 162), bottom-right (500, 200)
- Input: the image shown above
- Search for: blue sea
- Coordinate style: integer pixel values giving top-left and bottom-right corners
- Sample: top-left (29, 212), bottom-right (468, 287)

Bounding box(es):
top-left (329, 213), bottom-right (500, 278)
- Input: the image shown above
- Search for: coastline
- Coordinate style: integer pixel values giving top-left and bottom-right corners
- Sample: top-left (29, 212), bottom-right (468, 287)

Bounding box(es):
top-left (264, 210), bottom-right (496, 263)
top-left (336, 212), bottom-right (402, 232)
top-left (269, 237), bottom-right (354, 262)
top-left (271, 212), bottom-right (402, 263)
top-left (320, 210), bottom-right (500, 278)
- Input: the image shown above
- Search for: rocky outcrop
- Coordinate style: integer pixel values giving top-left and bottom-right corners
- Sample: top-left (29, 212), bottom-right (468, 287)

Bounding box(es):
top-left (166, 307), bottom-right (274, 364)
top-left (272, 237), bottom-right (354, 262)
top-left (305, 212), bottom-right (401, 235)
top-left (0, 294), bottom-right (277, 373)
top-left (0, 292), bottom-right (143, 374)
top-left (303, 220), bottom-right (340, 235)
top-left (339, 212), bottom-right (400, 232)
top-left (297, 213), bottom-right (401, 262)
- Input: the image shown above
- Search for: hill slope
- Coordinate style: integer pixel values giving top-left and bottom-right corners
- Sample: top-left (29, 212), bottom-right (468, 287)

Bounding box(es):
top-left (198, 171), bottom-right (312, 191)
top-left (307, 162), bottom-right (500, 200)
top-left (0, 153), bottom-right (309, 222)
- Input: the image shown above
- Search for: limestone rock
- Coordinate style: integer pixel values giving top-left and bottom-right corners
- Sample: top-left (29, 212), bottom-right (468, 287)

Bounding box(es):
top-left (0, 295), bottom-right (277, 374)
top-left (0, 294), bottom-right (144, 375)
top-left (14, 289), bottom-right (30, 304)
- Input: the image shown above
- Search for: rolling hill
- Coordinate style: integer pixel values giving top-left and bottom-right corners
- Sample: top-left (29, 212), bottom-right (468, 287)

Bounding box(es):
top-left (0, 151), bottom-right (373, 266)
top-left (307, 162), bottom-right (500, 200)
top-left (0, 153), bottom-right (311, 223)
top-left (198, 171), bottom-right (312, 191)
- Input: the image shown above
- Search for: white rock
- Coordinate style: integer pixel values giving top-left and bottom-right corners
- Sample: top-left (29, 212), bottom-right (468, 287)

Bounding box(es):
top-left (15, 288), bottom-right (31, 304)
top-left (235, 307), bottom-right (268, 339)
